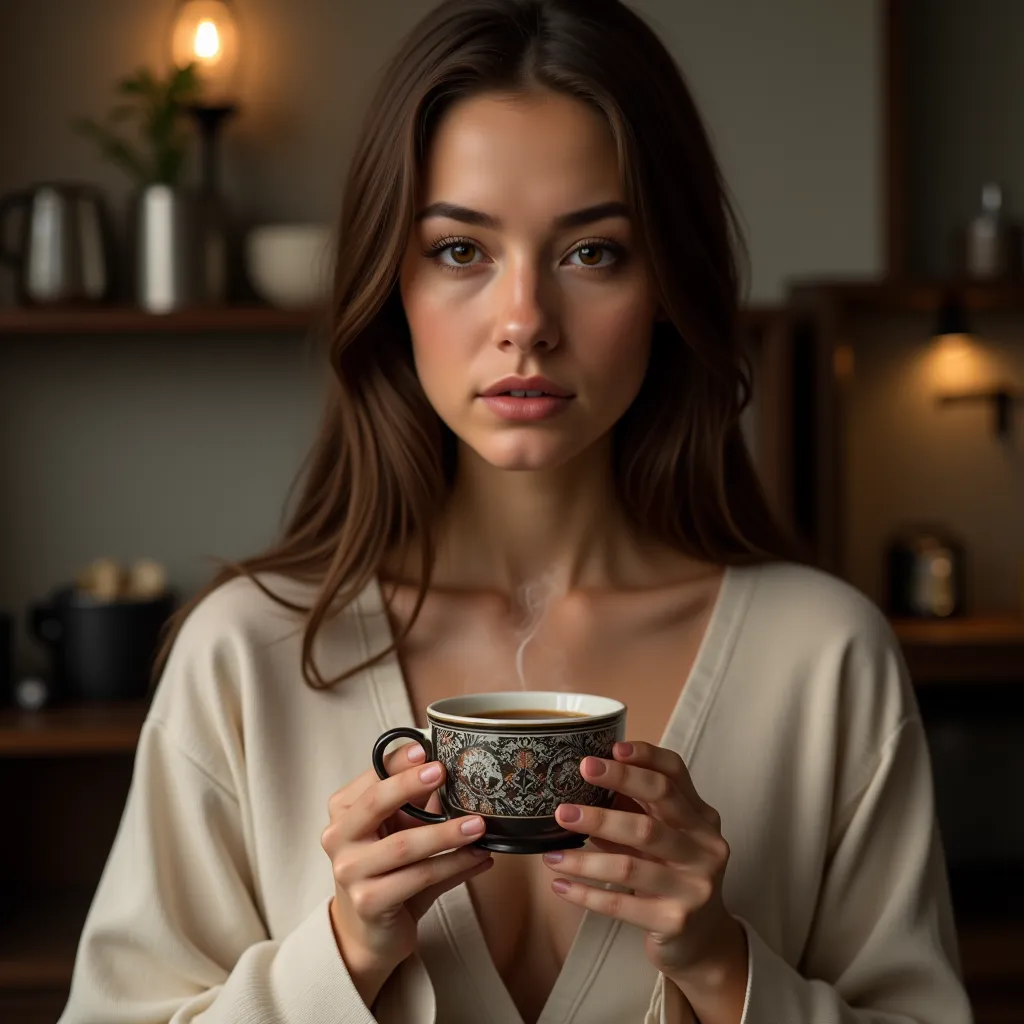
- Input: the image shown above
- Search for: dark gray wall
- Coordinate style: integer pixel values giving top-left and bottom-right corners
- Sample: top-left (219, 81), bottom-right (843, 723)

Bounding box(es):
top-left (907, 0), bottom-right (1024, 275)
top-left (0, 0), bottom-right (882, 672)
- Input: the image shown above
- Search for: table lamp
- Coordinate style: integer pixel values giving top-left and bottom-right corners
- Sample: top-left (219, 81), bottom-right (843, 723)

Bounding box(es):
top-left (170, 0), bottom-right (243, 302)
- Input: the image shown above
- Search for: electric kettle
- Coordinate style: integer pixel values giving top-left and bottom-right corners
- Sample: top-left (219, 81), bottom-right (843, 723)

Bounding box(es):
top-left (0, 181), bottom-right (115, 305)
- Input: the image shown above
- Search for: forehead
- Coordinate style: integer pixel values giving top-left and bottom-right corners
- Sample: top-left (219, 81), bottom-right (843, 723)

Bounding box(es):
top-left (420, 91), bottom-right (624, 216)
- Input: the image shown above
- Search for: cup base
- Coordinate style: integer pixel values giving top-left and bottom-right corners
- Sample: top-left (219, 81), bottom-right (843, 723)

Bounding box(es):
top-left (474, 833), bottom-right (588, 855)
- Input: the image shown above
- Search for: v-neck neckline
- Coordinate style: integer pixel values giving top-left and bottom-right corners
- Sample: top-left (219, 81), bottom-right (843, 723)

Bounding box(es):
top-left (357, 563), bottom-right (757, 1024)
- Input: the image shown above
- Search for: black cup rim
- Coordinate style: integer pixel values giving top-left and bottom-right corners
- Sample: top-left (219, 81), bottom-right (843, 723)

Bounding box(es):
top-left (426, 691), bottom-right (625, 729)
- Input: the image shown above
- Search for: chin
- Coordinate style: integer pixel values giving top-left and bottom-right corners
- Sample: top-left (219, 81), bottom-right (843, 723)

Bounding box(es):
top-left (469, 434), bottom-right (582, 472)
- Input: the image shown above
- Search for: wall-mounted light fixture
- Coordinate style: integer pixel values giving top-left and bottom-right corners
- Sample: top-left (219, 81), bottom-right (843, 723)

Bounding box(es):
top-left (931, 292), bottom-right (971, 344)
top-left (931, 291), bottom-right (1022, 439)
top-left (937, 386), bottom-right (1022, 439)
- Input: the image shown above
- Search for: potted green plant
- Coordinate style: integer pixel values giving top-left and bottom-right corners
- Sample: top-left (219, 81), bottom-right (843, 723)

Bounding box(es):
top-left (73, 63), bottom-right (200, 186)
top-left (74, 64), bottom-right (207, 312)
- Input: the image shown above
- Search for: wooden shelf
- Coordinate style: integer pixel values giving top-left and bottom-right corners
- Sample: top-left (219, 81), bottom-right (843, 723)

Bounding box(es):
top-left (0, 886), bottom-right (90, 990)
top-left (789, 277), bottom-right (1024, 313)
top-left (960, 918), bottom-right (1024, 988)
top-left (892, 617), bottom-right (1024, 686)
top-left (0, 304), bottom-right (325, 335)
top-left (893, 616), bottom-right (1024, 645)
top-left (0, 702), bottom-right (147, 757)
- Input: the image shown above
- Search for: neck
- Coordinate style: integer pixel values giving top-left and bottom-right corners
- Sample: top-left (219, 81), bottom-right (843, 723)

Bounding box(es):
top-left (432, 438), bottom-right (634, 597)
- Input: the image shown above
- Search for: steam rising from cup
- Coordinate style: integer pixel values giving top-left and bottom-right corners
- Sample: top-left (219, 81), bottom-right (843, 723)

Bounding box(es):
top-left (514, 570), bottom-right (565, 689)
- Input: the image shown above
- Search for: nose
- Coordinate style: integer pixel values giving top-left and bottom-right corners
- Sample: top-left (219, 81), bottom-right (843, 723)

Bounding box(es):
top-left (492, 257), bottom-right (560, 354)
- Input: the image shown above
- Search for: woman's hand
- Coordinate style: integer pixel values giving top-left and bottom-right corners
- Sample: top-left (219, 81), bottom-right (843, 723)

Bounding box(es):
top-left (321, 742), bottom-right (493, 1007)
top-left (541, 741), bottom-right (748, 1016)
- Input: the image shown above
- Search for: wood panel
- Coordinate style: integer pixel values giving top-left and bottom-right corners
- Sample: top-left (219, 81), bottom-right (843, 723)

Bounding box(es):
top-left (0, 702), bottom-right (147, 756)
top-left (0, 756), bottom-right (132, 886)
top-left (0, 305), bottom-right (323, 335)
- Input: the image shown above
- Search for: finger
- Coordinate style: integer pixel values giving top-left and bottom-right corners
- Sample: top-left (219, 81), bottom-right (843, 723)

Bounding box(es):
top-left (580, 758), bottom-right (699, 830)
top-left (587, 835), bottom-right (651, 859)
top-left (329, 741), bottom-right (427, 817)
top-left (341, 761), bottom-right (447, 840)
top-left (611, 793), bottom-right (646, 815)
top-left (542, 848), bottom-right (681, 896)
top-left (392, 787), bottom-right (445, 831)
top-left (334, 815), bottom-right (487, 884)
top-left (613, 742), bottom-right (719, 827)
top-left (549, 878), bottom-right (687, 936)
top-left (409, 855), bottom-right (496, 920)
top-left (350, 847), bottom-right (493, 918)
top-left (555, 803), bottom-right (697, 863)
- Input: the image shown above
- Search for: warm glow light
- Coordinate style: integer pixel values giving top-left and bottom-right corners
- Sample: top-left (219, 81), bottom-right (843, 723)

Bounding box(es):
top-left (193, 20), bottom-right (222, 61)
top-left (170, 0), bottom-right (241, 105)
top-left (924, 333), bottom-right (993, 393)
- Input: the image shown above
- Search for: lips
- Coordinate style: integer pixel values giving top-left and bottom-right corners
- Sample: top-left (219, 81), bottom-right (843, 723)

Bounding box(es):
top-left (480, 375), bottom-right (574, 399)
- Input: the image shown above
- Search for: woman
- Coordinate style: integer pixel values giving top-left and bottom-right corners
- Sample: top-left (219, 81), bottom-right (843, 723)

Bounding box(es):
top-left (59, 1), bottom-right (971, 1022)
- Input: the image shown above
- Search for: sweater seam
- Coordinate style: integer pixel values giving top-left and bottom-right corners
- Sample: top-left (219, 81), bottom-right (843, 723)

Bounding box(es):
top-left (146, 714), bottom-right (240, 804)
top-left (831, 713), bottom-right (919, 839)
top-left (687, 563), bottom-right (759, 765)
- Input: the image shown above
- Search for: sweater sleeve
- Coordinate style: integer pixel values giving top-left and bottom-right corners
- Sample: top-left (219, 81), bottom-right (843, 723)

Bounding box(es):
top-left (735, 713), bottom-right (972, 1023)
top-left (57, 717), bottom-right (435, 1024)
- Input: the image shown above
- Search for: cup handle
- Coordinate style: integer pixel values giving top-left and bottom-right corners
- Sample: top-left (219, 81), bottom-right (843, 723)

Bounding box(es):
top-left (371, 726), bottom-right (448, 825)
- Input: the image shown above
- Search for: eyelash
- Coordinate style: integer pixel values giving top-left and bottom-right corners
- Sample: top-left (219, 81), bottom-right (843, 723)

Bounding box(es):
top-left (421, 235), bottom-right (626, 274)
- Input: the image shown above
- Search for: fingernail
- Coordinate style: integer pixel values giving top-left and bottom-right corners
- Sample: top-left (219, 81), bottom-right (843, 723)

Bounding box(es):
top-left (614, 742), bottom-right (634, 758)
top-left (419, 764), bottom-right (442, 783)
top-left (460, 816), bottom-right (485, 835)
top-left (583, 757), bottom-right (606, 776)
top-left (469, 846), bottom-right (491, 857)
top-left (551, 879), bottom-right (571, 894)
top-left (543, 851), bottom-right (563, 864)
top-left (557, 804), bottom-right (582, 823)
top-left (406, 743), bottom-right (426, 763)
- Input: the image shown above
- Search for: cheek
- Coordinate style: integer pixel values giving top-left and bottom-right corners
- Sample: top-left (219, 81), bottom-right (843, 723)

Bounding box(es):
top-left (400, 268), bottom-right (478, 395)
top-left (572, 294), bottom-right (654, 392)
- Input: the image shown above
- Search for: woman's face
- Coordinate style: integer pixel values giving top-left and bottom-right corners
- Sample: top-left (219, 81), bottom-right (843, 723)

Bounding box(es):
top-left (400, 90), bottom-right (659, 473)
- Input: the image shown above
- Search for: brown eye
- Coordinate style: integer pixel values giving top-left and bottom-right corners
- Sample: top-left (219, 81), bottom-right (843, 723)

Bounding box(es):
top-left (577, 245), bottom-right (603, 266)
top-left (450, 243), bottom-right (477, 265)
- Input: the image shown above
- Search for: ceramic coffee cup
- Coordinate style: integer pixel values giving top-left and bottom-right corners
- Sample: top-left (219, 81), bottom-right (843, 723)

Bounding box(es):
top-left (371, 691), bottom-right (626, 854)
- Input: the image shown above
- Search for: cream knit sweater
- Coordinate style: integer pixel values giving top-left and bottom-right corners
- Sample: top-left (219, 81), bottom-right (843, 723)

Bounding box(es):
top-left (58, 563), bottom-right (972, 1023)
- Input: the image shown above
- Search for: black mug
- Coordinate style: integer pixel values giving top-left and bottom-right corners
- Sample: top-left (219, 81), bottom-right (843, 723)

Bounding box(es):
top-left (0, 612), bottom-right (12, 706)
top-left (29, 586), bottom-right (176, 701)
top-left (372, 692), bottom-right (626, 855)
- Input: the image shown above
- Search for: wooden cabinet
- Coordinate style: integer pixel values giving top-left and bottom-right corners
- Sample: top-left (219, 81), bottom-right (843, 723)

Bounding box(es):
top-left (0, 304), bottom-right (326, 1020)
top-left (0, 706), bottom-right (143, 1020)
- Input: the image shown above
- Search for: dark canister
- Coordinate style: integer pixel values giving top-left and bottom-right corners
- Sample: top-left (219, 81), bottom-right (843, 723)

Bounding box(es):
top-left (0, 611), bottom-right (12, 706)
top-left (29, 587), bottom-right (176, 700)
top-left (886, 526), bottom-right (966, 619)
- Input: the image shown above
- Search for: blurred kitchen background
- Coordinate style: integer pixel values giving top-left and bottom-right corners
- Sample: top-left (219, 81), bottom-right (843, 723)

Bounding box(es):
top-left (0, 0), bottom-right (1021, 1021)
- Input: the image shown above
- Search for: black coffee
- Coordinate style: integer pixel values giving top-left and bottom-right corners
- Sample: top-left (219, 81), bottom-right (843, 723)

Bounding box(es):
top-left (482, 708), bottom-right (589, 721)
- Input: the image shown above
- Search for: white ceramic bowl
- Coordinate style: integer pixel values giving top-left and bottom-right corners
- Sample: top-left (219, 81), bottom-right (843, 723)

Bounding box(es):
top-left (246, 223), bottom-right (335, 308)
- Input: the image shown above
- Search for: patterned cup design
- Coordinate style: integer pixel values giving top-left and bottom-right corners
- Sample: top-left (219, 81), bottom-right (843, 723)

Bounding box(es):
top-left (435, 724), bottom-right (620, 817)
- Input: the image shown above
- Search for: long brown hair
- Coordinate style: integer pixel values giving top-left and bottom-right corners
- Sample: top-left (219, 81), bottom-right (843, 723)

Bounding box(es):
top-left (159, 0), bottom-right (794, 688)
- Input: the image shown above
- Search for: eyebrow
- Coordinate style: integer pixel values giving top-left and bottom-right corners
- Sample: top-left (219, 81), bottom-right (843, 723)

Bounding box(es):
top-left (414, 200), bottom-right (630, 230)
